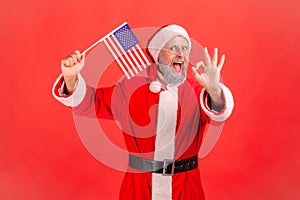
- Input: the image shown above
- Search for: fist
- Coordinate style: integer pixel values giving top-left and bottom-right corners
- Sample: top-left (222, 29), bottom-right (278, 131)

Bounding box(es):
top-left (61, 50), bottom-right (85, 78)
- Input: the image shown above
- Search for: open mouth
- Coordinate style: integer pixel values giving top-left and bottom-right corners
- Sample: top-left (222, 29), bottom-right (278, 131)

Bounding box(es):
top-left (172, 62), bottom-right (183, 73)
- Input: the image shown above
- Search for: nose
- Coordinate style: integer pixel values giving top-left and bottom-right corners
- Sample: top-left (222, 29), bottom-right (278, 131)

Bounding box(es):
top-left (176, 48), bottom-right (185, 57)
top-left (177, 45), bottom-right (189, 57)
top-left (177, 49), bottom-right (184, 56)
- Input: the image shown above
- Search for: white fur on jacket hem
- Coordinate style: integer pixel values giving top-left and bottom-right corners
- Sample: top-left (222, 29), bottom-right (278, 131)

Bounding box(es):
top-left (200, 83), bottom-right (234, 122)
top-left (52, 73), bottom-right (86, 107)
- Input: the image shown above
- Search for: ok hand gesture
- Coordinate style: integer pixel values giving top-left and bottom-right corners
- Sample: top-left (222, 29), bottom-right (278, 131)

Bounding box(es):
top-left (192, 47), bottom-right (225, 106)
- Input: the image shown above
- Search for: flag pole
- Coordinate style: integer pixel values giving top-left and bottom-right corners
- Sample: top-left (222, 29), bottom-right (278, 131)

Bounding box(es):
top-left (81, 21), bottom-right (128, 56)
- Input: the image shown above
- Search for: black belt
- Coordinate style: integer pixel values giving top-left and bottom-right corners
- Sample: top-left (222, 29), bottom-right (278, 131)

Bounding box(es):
top-left (129, 154), bottom-right (198, 176)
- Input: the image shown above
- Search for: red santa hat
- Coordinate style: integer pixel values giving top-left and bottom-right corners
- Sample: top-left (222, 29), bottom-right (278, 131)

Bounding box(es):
top-left (147, 24), bottom-right (192, 64)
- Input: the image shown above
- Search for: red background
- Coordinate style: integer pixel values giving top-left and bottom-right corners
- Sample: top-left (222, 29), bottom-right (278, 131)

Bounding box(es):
top-left (1, 0), bottom-right (300, 199)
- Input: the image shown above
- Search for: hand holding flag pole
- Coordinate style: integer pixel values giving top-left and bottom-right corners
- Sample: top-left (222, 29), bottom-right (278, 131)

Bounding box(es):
top-left (81, 22), bottom-right (151, 79)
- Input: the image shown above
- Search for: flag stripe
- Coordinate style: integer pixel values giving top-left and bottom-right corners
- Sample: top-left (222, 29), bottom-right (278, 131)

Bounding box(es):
top-left (83, 22), bottom-right (152, 79)
top-left (132, 46), bottom-right (147, 69)
top-left (107, 36), bottom-right (134, 77)
top-left (136, 44), bottom-right (151, 68)
top-left (103, 39), bottom-right (131, 79)
top-left (112, 35), bottom-right (139, 74)
top-left (128, 49), bottom-right (143, 72)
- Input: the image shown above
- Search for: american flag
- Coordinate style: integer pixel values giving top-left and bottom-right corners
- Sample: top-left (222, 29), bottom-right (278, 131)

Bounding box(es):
top-left (82, 22), bottom-right (151, 79)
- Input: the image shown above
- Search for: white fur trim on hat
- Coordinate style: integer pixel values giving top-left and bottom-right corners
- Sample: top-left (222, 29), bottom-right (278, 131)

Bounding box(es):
top-left (147, 24), bottom-right (191, 64)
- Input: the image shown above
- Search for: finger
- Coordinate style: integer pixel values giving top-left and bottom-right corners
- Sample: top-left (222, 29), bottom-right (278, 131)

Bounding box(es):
top-left (67, 57), bottom-right (74, 66)
top-left (192, 66), bottom-right (204, 82)
top-left (212, 47), bottom-right (218, 64)
top-left (195, 61), bottom-right (205, 70)
top-left (203, 47), bottom-right (211, 66)
top-left (74, 50), bottom-right (81, 61)
top-left (218, 54), bottom-right (225, 72)
top-left (192, 66), bottom-right (201, 79)
top-left (192, 67), bottom-right (206, 87)
top-left (62, 58), bottom-right (69, 67)
top-left (82, 53), bottom-right (85, 62)
top-left (70, 54), bottom-right (78, 64)
top-left (79, 53), bottom-right (86, 71)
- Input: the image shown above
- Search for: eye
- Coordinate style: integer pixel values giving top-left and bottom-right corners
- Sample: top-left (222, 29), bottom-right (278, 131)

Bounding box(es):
top-left (182, 46), bottom-right (188, 52)
top-left (169, 46), bottom-right (176, 52)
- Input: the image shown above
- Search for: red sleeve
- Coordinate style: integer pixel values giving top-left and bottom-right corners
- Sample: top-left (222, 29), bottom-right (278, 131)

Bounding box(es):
top-left (72, 85), bottom-right (116, 120)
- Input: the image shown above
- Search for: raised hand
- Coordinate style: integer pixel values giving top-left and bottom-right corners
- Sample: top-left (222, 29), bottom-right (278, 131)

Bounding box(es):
top-left (61, 50), bottom-right (85, 93)
top-left (192, 47), bottom-right (225, 106)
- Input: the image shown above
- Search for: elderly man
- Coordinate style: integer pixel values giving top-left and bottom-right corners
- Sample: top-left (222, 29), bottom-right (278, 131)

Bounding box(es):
top-left (52, 24), bottom-right (234, 200)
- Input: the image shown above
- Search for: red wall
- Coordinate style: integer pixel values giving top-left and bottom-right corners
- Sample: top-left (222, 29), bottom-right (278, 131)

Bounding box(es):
top-left (1, 0), bottom-right (300, 199)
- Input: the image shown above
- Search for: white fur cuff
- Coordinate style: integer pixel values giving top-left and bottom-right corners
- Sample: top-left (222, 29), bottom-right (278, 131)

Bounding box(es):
top-left (52, 73), bottom-right (86, 107)
top-left (200, 83), bottom-right (234, 122)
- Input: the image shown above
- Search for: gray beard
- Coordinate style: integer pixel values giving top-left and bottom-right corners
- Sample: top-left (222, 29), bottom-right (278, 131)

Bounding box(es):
top-left (157, 63), bottom-right (187, 87)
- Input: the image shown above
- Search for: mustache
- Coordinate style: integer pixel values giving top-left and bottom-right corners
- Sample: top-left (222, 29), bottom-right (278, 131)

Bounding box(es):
top-left (157, 63), bottom-right (187, 86)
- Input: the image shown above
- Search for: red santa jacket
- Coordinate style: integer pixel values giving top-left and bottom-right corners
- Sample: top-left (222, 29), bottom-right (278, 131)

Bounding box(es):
top-left (52, 65), bottom-right (234, 200)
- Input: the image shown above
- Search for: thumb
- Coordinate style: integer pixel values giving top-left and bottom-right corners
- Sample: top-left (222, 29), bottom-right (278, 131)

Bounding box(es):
top-left (79, 53), bottom-right (86, 71)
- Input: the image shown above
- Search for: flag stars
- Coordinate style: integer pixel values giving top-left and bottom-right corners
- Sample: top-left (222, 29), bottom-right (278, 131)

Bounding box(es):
top-left (114, 24), bottom-right (138, 51)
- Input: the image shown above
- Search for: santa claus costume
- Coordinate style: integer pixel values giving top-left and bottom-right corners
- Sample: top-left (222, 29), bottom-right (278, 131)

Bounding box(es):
top-left (52, 24), bottom-right (234, 200)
